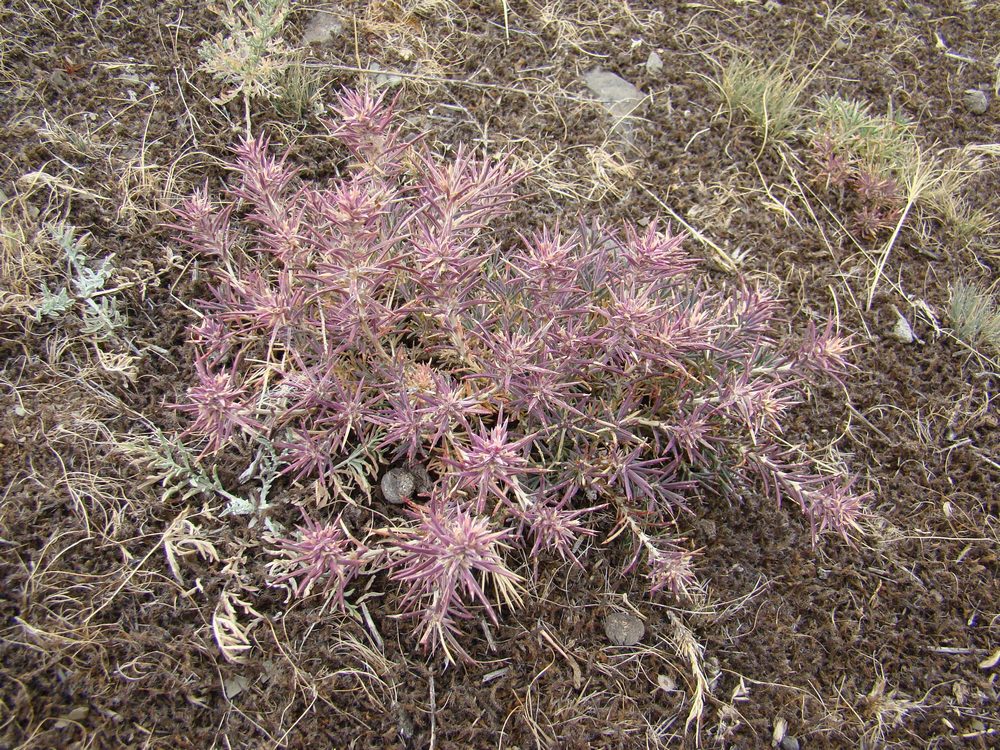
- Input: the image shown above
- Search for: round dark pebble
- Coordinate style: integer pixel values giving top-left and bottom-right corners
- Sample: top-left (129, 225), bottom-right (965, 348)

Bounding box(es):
top-left (381, 468), bottom-right (416, 504)
top-left (604, 611), bottom-right (645, 646)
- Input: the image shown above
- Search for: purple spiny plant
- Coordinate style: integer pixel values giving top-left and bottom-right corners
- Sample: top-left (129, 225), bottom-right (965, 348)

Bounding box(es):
top-left (270, 514), bottom-right (372, 610)
top-left (385, 494), bottom-right (523, 663)
top-left (795, 320), bottom-right (857, 384)
top-left (177, 361), bottom-right (263, 455)
top-left (442, 415), bottom-right (538, 513)
top-left (515, 487), bottom-right (602, 568)
top-left (809, 128), bottom-right (904, 241)
top-left (175, 88), bottom-right (870, 664)
top-left (853, 203), bottom-right (901, 240)
top-left (811, 134), bottom-right (852, 191)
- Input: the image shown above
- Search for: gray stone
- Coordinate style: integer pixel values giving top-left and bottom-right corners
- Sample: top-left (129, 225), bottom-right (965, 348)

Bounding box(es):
top-left (963, 89), bottom-right (989, 115)
top-left (779, 736), bottom-right (801, 750)
top-left (406, 462), bottom-right (433, 495)
top-left (697, 517), bottom-right (717, 542)
top-left (890, 310), bottom-right (915, 344)
top-left (394, 702), bottom-right (415, 742)
top-left (604, 611), bottom-right (645, 646)
top-left (583, 68), bottom-right (647, 121)
top-left (382, 467), bottom-right (416, 504)
top-left (645, 51), bottom-right (664, 76)
top-left (223, 674), bottom-right (250, 700)
top-left (301, 9), bottom-right (344, 45)
top-left (370, 61), bottom-right (403, 89)
top-left (656, 673), bottom-right (677, 692)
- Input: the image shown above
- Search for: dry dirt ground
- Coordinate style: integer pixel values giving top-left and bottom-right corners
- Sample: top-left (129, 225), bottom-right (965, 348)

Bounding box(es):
top-left (1, 1), bottom-right (998, 748)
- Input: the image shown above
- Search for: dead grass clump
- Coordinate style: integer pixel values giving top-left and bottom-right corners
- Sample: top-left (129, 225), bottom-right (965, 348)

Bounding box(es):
top-left (0, 200), bottom-right (47, 312)
top-left (114, 152), bottom-right (183, 232)
top-left (923, 147), bottom-right (999, 247)
top-left (355, 0), bottom-right (466, 96)
top-left (859, 677), bottom-right (925, 748)
top-left (533, 1), bottom-right (596, 53)
top-left (584, 144), bottom-right (639, 201)
top-left (668, 612), bottom-right (712, 743)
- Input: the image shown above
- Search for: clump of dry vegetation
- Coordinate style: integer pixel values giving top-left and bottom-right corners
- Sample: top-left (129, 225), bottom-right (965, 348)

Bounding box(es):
top-left (2, 0), bottom-right (997, 747)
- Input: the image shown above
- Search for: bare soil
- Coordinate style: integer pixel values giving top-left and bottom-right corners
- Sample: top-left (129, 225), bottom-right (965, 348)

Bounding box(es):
top-left (1, 1), bottom-right (997, 748)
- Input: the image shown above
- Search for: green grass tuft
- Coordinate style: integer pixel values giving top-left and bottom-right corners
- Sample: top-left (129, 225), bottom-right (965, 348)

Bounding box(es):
top-left (950, 281), bottom-right (1000, 354)
top-left (717, 55), bottom-right (808, 148)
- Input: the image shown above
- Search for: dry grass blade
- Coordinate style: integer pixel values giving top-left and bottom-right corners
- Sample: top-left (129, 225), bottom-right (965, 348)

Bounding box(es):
top-left (865, 146), bottom-right (942, 310)
top-left (668, 612), bottom-right (711, 744)
top-left (213, 589), bottom-right (263, 664)
top-left (638, 183), bottom-right (739, 272)
top-left (0, 195), bottom-right (47, 313)
top-left (16, 169), bottom-right (109, 204)
top-left (860, 676), bottom-right (925, 746)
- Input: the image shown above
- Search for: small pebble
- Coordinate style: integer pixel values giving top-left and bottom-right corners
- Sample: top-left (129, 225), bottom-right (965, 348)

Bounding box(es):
top-left (381, 467), bottom-right (416, 504)
top-left (370, 62), bottom-right (403, 89)
top-left (604, 611), bottom-right (645, 646)
top-left (656, 673), bottom-right (677, 692)
top-left (779, 736), bottom-right (801, 750)
top-left (583, 68), bottom-right (647, 121)
top-left (394, 702), bottom-right (415, 742)
top-left (890, 310), bottom-right (914, 344)
top-left (697, 518), bottom-right (717, 542)
top-left (645, 51), bottom-right (664, 76)
top-left (300, 10), bottom-right (344, 45)
top-left (223, 675), bottom-right (250, 700)
top-left (53, 705), bottom-right (90, 729)
top-left (48, 70), bottom-right (72, 93)
top-left (963, 89), bottom-right (989, 115)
